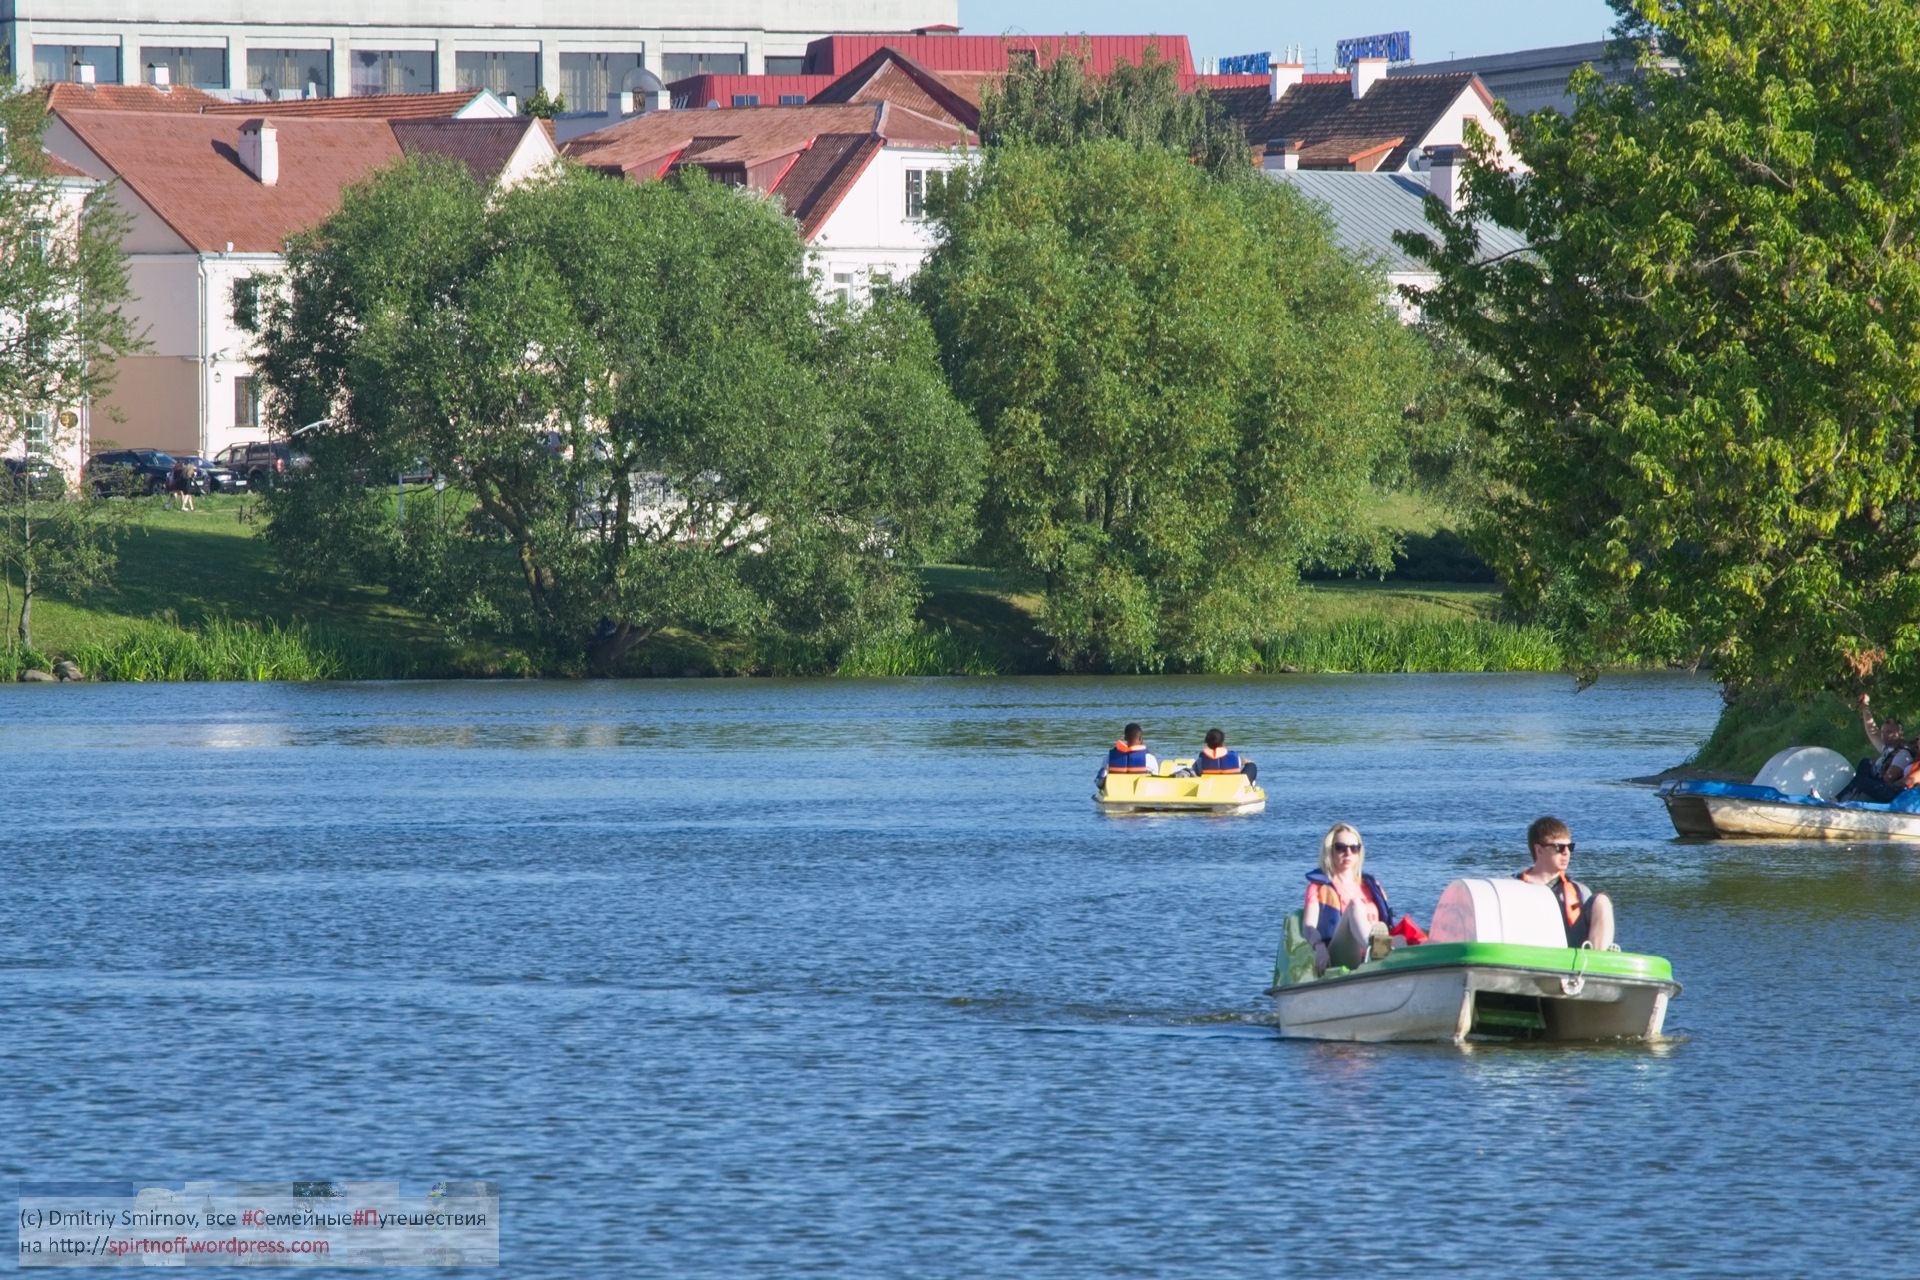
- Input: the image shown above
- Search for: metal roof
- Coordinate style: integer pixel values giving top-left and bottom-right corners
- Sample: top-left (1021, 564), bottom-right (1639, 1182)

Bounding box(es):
top-left (1267, 169), bottom-right (1529, 275)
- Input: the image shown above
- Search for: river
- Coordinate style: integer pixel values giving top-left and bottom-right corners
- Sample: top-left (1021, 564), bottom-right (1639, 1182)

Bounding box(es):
top-left (3, 671), bottom-right (1916, 1274)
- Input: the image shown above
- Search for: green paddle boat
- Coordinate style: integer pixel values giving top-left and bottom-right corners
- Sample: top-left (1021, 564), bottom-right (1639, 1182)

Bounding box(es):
top-left (1266, 878), bottom-right (1681, 1043)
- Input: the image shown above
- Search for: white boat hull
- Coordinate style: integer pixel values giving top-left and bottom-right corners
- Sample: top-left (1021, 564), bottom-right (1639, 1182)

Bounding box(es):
top-left (1662, 792), bottom-right (1920, 841)
top-left (1273, 963), bottom-right (1676, 1043)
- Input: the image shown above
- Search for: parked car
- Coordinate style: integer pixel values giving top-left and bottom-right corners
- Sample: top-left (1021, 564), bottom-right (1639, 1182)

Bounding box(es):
top-left (213, 441), bottom-right (311, 489)
top-left (3, 456), bottom-right (65, 496)
top-left (88, 449), bottom-right (183, 496)
top-left (174, 454), bottom-right (247, 495)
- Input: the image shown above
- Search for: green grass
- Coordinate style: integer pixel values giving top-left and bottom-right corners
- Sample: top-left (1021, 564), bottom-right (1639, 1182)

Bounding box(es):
top-left (0, 499), bottom-right (1569, 681)
top-left (1689, 691), bottom-right (1866, 777)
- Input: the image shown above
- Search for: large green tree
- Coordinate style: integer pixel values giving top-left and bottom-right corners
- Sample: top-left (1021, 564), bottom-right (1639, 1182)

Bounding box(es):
top-left (244, 158), bottom-right (981, 670)
top-left (979, 45), bottom-right (1248, 178)
top-left (916, 141), bottom-right (1420, 672)
top-left (0, 79), bottom-right (140, 653)
top-left (1410, 0), bottom-right (1920, 699)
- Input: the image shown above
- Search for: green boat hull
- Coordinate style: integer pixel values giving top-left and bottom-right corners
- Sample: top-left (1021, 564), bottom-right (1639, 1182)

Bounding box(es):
top-left (1270, 941), bottom-right (1681, 1043)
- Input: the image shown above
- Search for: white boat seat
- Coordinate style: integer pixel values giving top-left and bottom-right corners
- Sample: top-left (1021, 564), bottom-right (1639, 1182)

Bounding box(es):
top-left (1427, 878), bottom-right (1566, 947)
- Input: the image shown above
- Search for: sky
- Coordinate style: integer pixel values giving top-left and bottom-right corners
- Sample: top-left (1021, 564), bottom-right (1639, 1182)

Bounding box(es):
top-left (954, 0), bottom-right (1623, 72)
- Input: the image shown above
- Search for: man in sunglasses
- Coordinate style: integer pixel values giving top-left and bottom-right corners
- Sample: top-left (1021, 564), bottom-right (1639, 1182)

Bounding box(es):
top-left (1516, 816), bottom-right (1616, 951)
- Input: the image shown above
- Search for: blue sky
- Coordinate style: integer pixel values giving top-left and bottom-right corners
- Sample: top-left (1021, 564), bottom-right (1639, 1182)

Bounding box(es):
top-left (955, 0), bottom-right (1622, 72)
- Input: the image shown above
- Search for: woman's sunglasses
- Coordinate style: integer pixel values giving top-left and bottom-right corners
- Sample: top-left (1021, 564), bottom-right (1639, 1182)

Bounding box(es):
top-left (1332, 841), bottom-right (1363, 854)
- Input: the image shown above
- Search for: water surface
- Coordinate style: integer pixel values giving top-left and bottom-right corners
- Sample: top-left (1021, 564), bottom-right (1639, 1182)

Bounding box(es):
top-left (3, 672), bottom-right (1914, 1274)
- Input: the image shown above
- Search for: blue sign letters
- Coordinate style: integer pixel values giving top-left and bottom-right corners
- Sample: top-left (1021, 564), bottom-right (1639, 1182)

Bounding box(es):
top-left (1334, 31), bottom-right (1412, 67)
top-left (1217, 52), bottom-right (1272, 76)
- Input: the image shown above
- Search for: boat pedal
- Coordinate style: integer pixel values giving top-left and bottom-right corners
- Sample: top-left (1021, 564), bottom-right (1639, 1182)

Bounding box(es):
top-left (1470, 992), bottom-right (1547, 1038)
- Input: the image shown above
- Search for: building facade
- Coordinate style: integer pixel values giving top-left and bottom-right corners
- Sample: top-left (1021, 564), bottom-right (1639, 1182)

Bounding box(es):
top-left (6, 0), bottom-right (957, 103)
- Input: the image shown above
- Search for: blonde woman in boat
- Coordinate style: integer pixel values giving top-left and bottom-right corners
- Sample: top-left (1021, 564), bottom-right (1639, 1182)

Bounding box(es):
top-left (1303, 824), bottom-right (1394, 975)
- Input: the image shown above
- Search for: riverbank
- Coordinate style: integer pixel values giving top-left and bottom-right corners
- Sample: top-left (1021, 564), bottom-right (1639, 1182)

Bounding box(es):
top-left (2, 498), bottom-right (1562, 681)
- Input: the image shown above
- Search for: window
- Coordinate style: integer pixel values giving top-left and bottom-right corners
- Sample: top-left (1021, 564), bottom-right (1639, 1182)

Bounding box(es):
top-left (455, 51), bottom-right (538, 105)
top-left (351, 50), bottom-right (434, 96)
top-left (904, 169), bottom-right (926, 219)
top-left (661, 52), bottom-right (745, 80)
top-left (234, 377), bottom-right (260, 428)
top-left (778, 93), bottom-right (807, 105)
top-left (765, 56), bottom-right (805, 75)
top-left (731, 93), bottom-right (759, 107)
top-left (141, 46), bottom-right (227, 89)
top-left (248, 48), bottom-right (330, 98)
top-left (22, 412), bottom-right (51, 460)
top-left (832, 272), bottom-right (853, 305)
top-left (34, 45), bottom-right (120, 84)
top-left (558, 52), bottom-right (643, 112)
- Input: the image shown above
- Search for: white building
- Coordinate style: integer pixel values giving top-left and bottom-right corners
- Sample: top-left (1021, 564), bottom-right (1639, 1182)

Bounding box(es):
top-left (41, 91), bottom-right (558, 458)
top-left (563, 47), bottom-right (975, 302)
top-left (7, 0), bottom-right (956, 105)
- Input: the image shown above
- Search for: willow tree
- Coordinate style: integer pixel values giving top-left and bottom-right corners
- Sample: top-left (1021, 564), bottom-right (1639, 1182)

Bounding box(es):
top-left (1408, 0), bottom-right (1920, 700)
top-left (244, 158), bottom-right (981, 671)
top-left (916, 140), bottom-right (1419, 672)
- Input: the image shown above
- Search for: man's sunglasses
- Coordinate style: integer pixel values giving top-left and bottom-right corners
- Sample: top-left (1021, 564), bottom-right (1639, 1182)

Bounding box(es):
top-left (1537, 840), bottom-right (1575, 853)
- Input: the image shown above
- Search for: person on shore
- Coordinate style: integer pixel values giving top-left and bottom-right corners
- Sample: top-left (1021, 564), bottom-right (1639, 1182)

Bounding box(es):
top-left (1839, 696), bottom-right (1910, 803)
top-left (1517, 816), bottom-right (1615, 950)
top-left (1194, 728), bottom-right (1257, 783)
top-left (1304, 823), bottom-right (1394, 974)
top-left (1100, 723), bottom-right (1158, 784)
top-left (168, 458), bottom-right (195, 512)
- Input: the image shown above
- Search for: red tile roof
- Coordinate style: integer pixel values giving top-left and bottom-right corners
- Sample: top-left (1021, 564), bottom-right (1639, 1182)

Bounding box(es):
top-left (51, 110), bottom-right (543, 252)
top-left (45, 82), bottom-right (222, 113)
top-left (562, 101), bottom-right (940, 241)
top-left (200, 90), bottom-right (500, 119)
top-left (1213, 73), bottom-right (1486, 172)
top-left (808, 48), bottom-right (982, 130)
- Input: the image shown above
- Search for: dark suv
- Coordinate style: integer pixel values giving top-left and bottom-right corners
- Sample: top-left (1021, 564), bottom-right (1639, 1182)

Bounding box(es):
top-left (3, 456), bottom-right (65, 496)
top-left (88, 449), bottom-right (184, 496)
top-left (214, 441), bottom-right (311, 489)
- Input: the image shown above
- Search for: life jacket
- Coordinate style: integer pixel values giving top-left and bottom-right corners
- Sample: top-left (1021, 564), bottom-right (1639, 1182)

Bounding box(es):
top-left (1516, 870), bottom-right (1585, 930)
top-left (1107, 740), bottom-right (1151, 773)
top-left (1303, 869), bottom-right (1392, 944)
top-left (1197, 745), bottom-right (1242, 774)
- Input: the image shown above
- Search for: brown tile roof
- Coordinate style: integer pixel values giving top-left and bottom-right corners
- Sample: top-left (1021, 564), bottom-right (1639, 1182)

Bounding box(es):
top-left (391, 118), bottom-right (539, 185)
top-left (201, 90), bottom-right (500, 119)
top-left (45, 82), bottom-right (222, 113)
top-left (809, 48), bottom-right (981, 130)
top-left (563, 103), bottom-right (928, 242)
top-left (38, 151), bottom-right (93, 179)
top-left (51, 111), bottom-right (542, 252)
top-left (1214, 73), bottom-right (1484, 172)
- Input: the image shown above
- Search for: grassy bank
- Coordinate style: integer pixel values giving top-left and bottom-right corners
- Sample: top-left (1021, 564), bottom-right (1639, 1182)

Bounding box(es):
top-left (2, 499), bottom-right (1570, 681)
top-left (1688, 691), bottom-right (1866, 777)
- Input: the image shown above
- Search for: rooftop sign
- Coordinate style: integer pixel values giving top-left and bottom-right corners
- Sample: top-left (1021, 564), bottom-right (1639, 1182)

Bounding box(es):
top-left (1335, 31), bottom-right (1412, 67)
top-left (1216, 52), bottom-right (1271, 75)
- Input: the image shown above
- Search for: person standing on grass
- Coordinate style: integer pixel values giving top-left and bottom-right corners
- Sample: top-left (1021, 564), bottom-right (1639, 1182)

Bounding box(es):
top-left (168, 458), bottom-right (195, 512)
top-left (1517, 816), bottom-right (1616, 950)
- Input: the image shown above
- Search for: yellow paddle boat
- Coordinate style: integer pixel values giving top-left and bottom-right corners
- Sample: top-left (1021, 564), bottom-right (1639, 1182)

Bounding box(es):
top-left (1095, 759), bottom-right (1266, 815)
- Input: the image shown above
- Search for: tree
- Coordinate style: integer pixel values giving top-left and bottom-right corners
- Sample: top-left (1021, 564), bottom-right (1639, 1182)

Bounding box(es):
top-left (915, 141), bottom-right (1420, 672)
top-left (1407, 0), bottom-right (1920, 699)
top-left (978, 45), bottom-right (1249, 178)
top-left (520, 87), bottom-right (565, 119)
top-left (0, 78), bottom-right (141, 654)
top-left (243, 157), bottom-right (981, 671)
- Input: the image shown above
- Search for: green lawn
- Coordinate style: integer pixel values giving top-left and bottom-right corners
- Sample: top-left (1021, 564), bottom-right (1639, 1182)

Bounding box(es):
top-left (4, 503), bottom-right (1538, 680)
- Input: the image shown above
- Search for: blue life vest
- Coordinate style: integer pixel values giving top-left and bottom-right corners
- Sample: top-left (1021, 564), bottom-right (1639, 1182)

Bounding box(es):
top-left (1107, 740), bottom-right (1150, 773)
top-left (1197, 745), bottom-right (1242, 774)
top-left (1303, 869), bottom-right (1392, 944)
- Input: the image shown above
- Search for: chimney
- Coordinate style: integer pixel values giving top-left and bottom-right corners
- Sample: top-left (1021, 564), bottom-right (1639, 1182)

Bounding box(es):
top-left (609, 88), bottom-right (635, 119)
top-left (77, 62), bottom-right (96, 85)
top-left (1269, 62), bottom-right (1304, 104)
top-left (150, 63), bottom-right (170, 90)
top-left (1262, 140), bottom-right (1300, 171)
top-left (238, 118), bottom-right (279, 186)
top-left (1425, 145), bottom-right (1462, 213)
top-left (504, 94), bottom-right (518, 114)
top-left (1349, 56), bottom-right (1387, 99)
